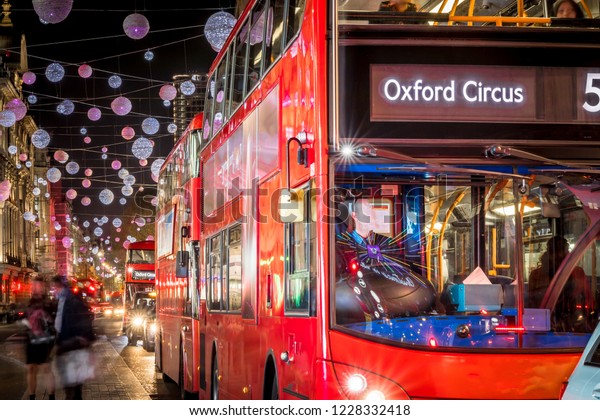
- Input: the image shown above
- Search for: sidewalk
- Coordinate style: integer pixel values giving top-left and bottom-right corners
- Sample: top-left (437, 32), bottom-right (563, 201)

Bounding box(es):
top-left (17, 335), bottom-right (152, 400)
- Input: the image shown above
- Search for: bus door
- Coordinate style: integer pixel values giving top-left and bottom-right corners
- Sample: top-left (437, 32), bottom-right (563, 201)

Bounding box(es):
top-left (280, 185), bottom-right (317, 399)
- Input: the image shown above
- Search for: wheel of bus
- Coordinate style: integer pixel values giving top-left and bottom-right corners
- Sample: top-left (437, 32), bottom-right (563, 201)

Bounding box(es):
top-left (270, 373), bottom-right (279, 400)
top-left (210, 354), bottom-right (218, 400)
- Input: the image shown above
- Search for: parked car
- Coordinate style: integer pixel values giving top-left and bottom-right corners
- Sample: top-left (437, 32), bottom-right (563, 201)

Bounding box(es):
top-left (562, 323), bottom-right (600, 399)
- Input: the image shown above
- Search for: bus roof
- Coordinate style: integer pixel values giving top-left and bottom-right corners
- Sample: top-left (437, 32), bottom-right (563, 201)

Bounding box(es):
top-left (123, 240), bottom-right (155, 250)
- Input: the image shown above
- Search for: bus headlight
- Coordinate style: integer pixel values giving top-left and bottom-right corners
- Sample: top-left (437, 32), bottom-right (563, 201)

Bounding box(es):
top-left (150, 323), bottom-right (157, 334)
top-left (133, 316), bottom-right (144, 327)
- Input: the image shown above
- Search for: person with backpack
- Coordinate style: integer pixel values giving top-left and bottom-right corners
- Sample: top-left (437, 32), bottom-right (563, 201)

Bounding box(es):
top-left (24, 276), bottom-right (56, 400)
top-left (51, 275), bottom-right (96, 400)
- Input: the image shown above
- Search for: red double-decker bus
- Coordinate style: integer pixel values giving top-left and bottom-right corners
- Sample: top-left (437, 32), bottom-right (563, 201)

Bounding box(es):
top-left (155, 114), bottom-right (203, 398)
top-left (123, 239), bottom-right (156, 343)
top-left (162, 0), bottom-right (600, 400)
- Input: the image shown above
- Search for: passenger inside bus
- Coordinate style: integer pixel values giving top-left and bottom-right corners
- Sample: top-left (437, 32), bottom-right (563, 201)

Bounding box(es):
top-left (552, 0), bottom-right (584, 18)
top-left (335, 197), bottom-right (436, 324)
top-left (528, 236), bottom-right (592, 331)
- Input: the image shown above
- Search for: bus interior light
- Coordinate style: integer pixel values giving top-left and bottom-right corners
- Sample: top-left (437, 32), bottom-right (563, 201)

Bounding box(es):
top-left (494, 326), bottom-right (526, 333)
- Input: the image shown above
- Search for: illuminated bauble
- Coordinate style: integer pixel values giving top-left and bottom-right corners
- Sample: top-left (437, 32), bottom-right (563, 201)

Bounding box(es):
top-left (111, 160), bottom-right (122, 170)
top-left (32, 129), bottom-right (51, 148)
top-left (66, 189), bottom-right (77, 200)
top-left (45, 62), bottom-right (65, 82)
top-left (134, 217), bottom-right (146, 227)
top-left (131, 137), bottom-right (153, 159)
top-left (65, 161), bottom-right (79, 175)
top-left (204, 11), bottom-right (236, 52)
top-left (49, 236), bottom-right (56, 243)
top-left (33, 0), bottom-right (73, 24)
top-left (144, 50), bottom-right (154, 61)
top-left (108, 75), bottom-right (122, 88)
top-left (5, 99), bottom-right (27, 121)
top-left (23, 71), bottom-right (36, 85)
top-left (167, 123), bottom-right (177, 133)
top-left (19, 153), bottom-right (28, 162)
top-left (57, 99), bottom-right (74, 115)
top-left (81, 196), bottom-right (91, 206)
top-left (159, 84), bottom-right (177, 101)
top-left (121, 185), bottom-right (133, 196)
top-left (61, 236), bottom-right (72, 248)
top-left (123, 13), bottom-right (150, 40)
top-left (87, 107), bottom-right (102, 121)
top-left (118, 168), bottom-right (129, 179)
top-left (151, 173), bottom-right (158, 183)
top-left (101, 216), bottom-right (109, 224)
top-left (32, 187), bottom-right (41, 196)
top-left (78, 64), bottom-right (92, 78)
top-left (119, 198), bottom-right (126, 205)
top-left (80, 127), bottom-right (87, 135)
top-left (83, 221), bottom-right (90, 228)
top-left (180, 80), bottom-right (196, 96)
top-left (100, 146), bottom-right (107, 153)
top-left (54, 222), bottom-right (62, 231)
top-left (163, 100), bottom-right (171, 107)
top-left (141, 117), bottom-right (159, 135)
top-left (46, 167), bottom-right (61, 183)
top-left (25, 161), bottom-right (32, 168)
top-left (150, 159), bottom-right (165, 176)
top-left (84, 169), bottom-right (93, 177)
top-left (112, 218), bottom-right (122, 228)
top-left (139, 159), bottom-right (148, 167)
top-left (82, 179), bottom-right (91, 188)
top-left (44, 192), bottom-right (50, 198)
top-left (0, 180), bottom-right (11, 202)
top-left (121, 126), bottom-right (135, 140)
top-left (83, 136), bottom-right (91, 144)
top-left (94, 227), bottom-right (103, 237)
top-left (111, 96), bottom-right (131, 115)
top-left (53, 150), bottom-right (69, 163)
top-left (151, 197), bottom-right (158, 206)
top-left (27, 95), bottom-right (37, 104)
top-left (0, 110), bottom-right (16, 127)
top-left (115, 237), bottom-right (120, 242)
top-left (123, 174), bottom-right (136, 186)
top-left (101, 154), bottom-right (107, 159)
top-left (23, 211), bottom-right (35, 221)
top-left (99, 189), bottom-right (114, 205)
top-left (16, 163), bottom-right (21, 169)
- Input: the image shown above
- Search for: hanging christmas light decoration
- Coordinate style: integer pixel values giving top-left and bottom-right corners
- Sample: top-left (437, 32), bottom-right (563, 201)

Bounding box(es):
top-left (65, 161), bottom-right (80, 175)
top-left (81, 197), bottom-right (91, 206)
top-left (139, 159), bottom-right (148, 167)
top-left (45, 62), bottom-right (65, 82)
top-left (5, 99), bottom-right (27, 121)
top-left (32, 0), bottom-right (73, 24)
top-left (99, 189), bottom-right (115, 205)
top-left (23, 211), bottom-right (36, 221)
top-left (131, 137), bottom-right (153, 159)
top-left (135, 217), bottom-right (146, 227)
top-left (19, 153), bottom-right (28, 162)
top-left (54, 222), bottom-right (62, 231)
top-left (61, 236), bottom-right (72, 248)
top-left (108, 74), bottom-right (122, 88)
top-left (167, 123), bottom-right (177, 133)
top-left (111, 160), bottom-right (122, 170)
top-left (78, 64), bottom-right (93, 78)
top-left (82, 179), bottom-right (91, 188)
top-left (101, 216), bottom-right (109, 224)
top-left (32, 129), bottom-right (51, 149)
top-left (112, 218), bottom-right (122, 228)
top-left (121, 185), bottom-right (133, 196)
top-left (25, 161), bottom-right (32, 168)
top-left (53, 150), bottom-right (69, 163)
top-left (32, 187), bottom-right (41, 196)
top-left (151, 197), bottom-right (158, 206)
top-left (180, 80), bottom-right (196, 96)
top-left (16, 163), bottom-right (22, 169)
top-left (151, 173), bottom-right (158, 183)
top-left (83, 221), bottom-right (90, 228)
top-left (123, 174), bottom-right (136, 186)
top-left (27, 95), bottom-right (37, 104)
top-left (87, 107), bottom-right (102, 121)
top-left (163, 100), bottom-right (171, 107)
top-left (121, 126), bottom-right (135, 140)
top-left (119, 198), bottom-right (127, 205)
top-left (111, 96), bottom-right (131, 116)
top-left (123, 13), bottom-right (150, 40)
top-left (101, 153), bottom-right (108, 160)
top-left (66, 189), bottom-right (77, 200)
top-left (141, 117), bottom-right (159, 135)
top-left (204, 11), bottom-right (236, 52)
top-left (57, 99), bottom-right (74, 115)
top-left (46, 167), bottom-right (62, 183)
top-left (84, 169), bottom-right (92, 177)
top-left (144, 50), bottom-right (154, 61)
top-left (94, 227), bottom-right (103, 237)
top-left (159, 84), bottom-right (177, 101)
top-left (0, 180), bottom-right (11, 202)
top-left (118, 168), bottom-right (129, 179)
top-left (23, 71), bottom-right (36, 85)
top-left (80, 127), bottom-right (87, 135)
top-left (0, 110), bottom-right (16, 128)
top-left (83, 136), bottom-right (92, 144)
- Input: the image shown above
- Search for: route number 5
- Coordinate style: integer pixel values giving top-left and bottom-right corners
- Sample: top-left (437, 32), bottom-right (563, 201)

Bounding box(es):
top-left (583, 73), bottom-right (600, 113)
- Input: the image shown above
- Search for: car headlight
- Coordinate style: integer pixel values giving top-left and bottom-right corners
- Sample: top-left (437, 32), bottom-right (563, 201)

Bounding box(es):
top-left (133, 316), bottom-right (144, 327)
top-left (105, 309), bottom-right (113, 316)
top-left (114, 308), bottom-right (124, 315)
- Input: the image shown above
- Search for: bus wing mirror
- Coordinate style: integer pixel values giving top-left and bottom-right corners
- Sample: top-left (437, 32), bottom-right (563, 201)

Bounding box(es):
top-left (176, 251), bottom-right (189, 278)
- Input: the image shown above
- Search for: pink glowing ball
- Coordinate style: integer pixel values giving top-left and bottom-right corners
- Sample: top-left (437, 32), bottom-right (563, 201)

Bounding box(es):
top-left (87, 107), bottom-right (102, 121)
top-left (159, 84), bottom-right (177, 101)
top-left (101, 146), bottom-right (108, 153)
top-left (54, 150), bottom-right (69, 163)
top-left (123, 13), bottom-right (150, 40)
top-left (85, 168), bottom-right (93, 176)
top-left (23, 71), bottom-right (37, 85)
top-left (111, 160), bottom-right (122, 170)
top-left (32, 0), bottom-right (73, 24)
top-left (81, 196), bottom-right (91, 206)
top-left (78, 64), bottom-right (93, 78)
top-left (19, 153), bottom-right (28, 162)
top-left (84, 136), bottom-right (92, 144)
top-left (139, 159), bottom-right (148, 166)
top-left (111, 96), bottom-right (132, 116)
top-left (82, 178), bottom-right (91, 188)
top-left (121, 126), bottom-right (135, 140)
top-left (5, 99), bottom-right (27, 121)
top-left (66, 189), bottom-right (77, 200)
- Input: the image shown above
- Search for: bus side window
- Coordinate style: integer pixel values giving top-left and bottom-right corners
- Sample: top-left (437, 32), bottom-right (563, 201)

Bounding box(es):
top-left (266, 0), bottom-right (286, 69)
top-left (246, 0), bottom-right (268, 94)
top-left (284, 0), bottom-right (306, 48)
